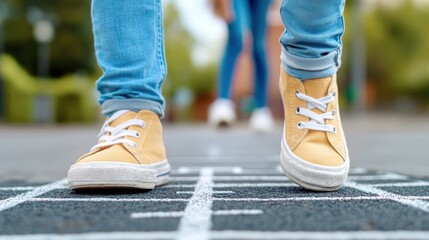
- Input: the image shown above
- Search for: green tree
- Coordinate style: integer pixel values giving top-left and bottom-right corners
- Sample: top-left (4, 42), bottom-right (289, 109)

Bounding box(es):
top-left (3, 0), bottom-right (95, 77)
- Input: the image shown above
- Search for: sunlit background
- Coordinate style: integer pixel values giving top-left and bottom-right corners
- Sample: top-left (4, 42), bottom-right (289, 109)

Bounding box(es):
top-left (1, 0), bottom-right (429, 123)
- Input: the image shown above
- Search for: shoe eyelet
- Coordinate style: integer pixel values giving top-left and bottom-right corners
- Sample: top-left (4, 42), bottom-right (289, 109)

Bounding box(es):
top-left (331, 110), bottom-right (335, 116)
top-left (295, 90), bottom-right (300, 96)
top-left (332, 91), bottom-right (337, 97)
top-left (297, 122), bottom-right (303, 129)
top-left (135, 132), bottom-right (141, 138)
top-left (332, 127), bottom-right (337, 133)
top-left (296, 107), bottom-right (301, 115)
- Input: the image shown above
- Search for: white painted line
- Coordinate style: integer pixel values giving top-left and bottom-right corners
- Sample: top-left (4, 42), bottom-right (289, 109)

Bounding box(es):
top-left (131, 211), bottom-right (184, 218)
top-left (31, 198), bottom-right (189, 202)
top-left (172, 174), bottom-right (407, 182)
top-left (171, 176), bottom-right (289, 181)
top-left (160, 184), bottom-right (196, 188)
top-left (210, 231), bottom-right (429, 240)
top-left (0, 178), bottom-right (67, 213)
top-left (369, 181), bottom-right (429, 187)
top-left (213, 183), bottom-right (298, 188)
top-left (0, 185), bottom-right (68, 191)
top-left (213, 209), bottom-right (262, 216)
top-left (0, 186), bottom-right (38, 191)
top-left (176, 167), bottom-right (190, 174)
top-left (28, 195), bottom-right (429, 203)
top-left (176, 167), bottom-right (214, 240)
top-left (2, 231), bottom-right (429, 240)
top-left (131, 209), bottom-right (262, 218)
top-left (177, 191), bottom-right (234, 194)
top-left (213, 196), bottom-right (429, 201)
top-left (346, 182), bottom-right (429, 213)
top-left (232, 167), bottom-right (243, 174)
top-left (348, 168), bottom-right (369, 174)
top-left (347, 173), bottom-right (408, 181)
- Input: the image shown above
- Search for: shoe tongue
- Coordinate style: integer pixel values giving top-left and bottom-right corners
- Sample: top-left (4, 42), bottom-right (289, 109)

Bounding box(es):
top-left (109, 111), bottom-right (139, 127)
top-left (303, 77), bottom-right (332, 99)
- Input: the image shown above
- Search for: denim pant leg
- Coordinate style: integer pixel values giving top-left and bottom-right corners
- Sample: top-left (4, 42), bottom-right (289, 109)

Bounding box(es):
top-left (279, 0), bottom-right (345, 80)
top-left (92, 0), bottom-right (167, 117)
top-left (249, 0), bottom-right (271, 108)
top-left (218, 0), bottom-right (248, 100)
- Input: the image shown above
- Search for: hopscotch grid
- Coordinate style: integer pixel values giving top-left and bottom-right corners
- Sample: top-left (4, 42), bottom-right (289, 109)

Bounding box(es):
top-left (1, 168), bottom-right (429, 239)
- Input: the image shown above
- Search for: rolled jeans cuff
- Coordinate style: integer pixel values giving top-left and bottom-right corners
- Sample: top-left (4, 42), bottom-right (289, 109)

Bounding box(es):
top-left (102, 99), bottom-right (164, 118)
top-left (281, 47), bottom-right (342, 80)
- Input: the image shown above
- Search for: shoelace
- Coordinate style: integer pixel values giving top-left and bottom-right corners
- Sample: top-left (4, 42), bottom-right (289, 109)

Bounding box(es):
top-left (295, 90), bottom-right (336, 133)
top-left (91, 110), bottom-right (146, 151)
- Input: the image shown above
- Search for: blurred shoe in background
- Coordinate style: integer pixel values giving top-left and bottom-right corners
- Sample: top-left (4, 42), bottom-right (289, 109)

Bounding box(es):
top-left (249, 107), bottom-right (274, 132)
top-left (208, 98), bottom-right (237, 127)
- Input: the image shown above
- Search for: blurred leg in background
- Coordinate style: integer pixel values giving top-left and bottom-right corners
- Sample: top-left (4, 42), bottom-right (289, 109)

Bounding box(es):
top-left (67, 0), bottom-right (171, 190)
top-left (208, 0), bottom-right (273, 132)
top-left (248, 0), bottom-right (273, 132)
top-left (278, 0), bottom-right (350, 191)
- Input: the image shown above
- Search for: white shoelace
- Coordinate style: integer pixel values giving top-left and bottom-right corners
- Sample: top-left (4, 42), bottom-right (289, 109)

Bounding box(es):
top-left (91, 110), bottom-right (146, 151)
top-left (295, 90), bottom-right (336, 133)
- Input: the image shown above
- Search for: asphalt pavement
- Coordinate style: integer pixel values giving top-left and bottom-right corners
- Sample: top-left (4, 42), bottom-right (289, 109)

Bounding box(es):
top-left (0, 113), bottom-right (429, 239)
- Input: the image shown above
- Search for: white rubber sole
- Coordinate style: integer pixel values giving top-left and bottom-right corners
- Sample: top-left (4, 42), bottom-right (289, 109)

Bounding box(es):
top-left (67, 160), bottom-right (170, 190)
top-left (280, 137), bottom-right (349, 191)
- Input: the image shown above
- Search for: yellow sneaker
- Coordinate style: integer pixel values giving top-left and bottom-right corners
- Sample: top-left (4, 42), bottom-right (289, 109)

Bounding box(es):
top-left (68, 110), bottom-right (170, 190)
top-left (279, 70), bottom-right (349, 191)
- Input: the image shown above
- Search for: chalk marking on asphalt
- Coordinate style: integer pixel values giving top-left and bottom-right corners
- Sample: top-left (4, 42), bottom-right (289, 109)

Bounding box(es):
top-left (177, 191), bottom-right (234, 194)
top-left (131, 211), bottom-right (183, 218)
top-left (0, 185), bottom-right (68, 191)
top-left (28, 195), bottom-right (429, 203)
top-left (370, 181), bottom-right (429, 187)
top-left (213, 196), bottom-right (429, 201)
top-left (213, 183), bottom-right (298, 188)
top-left (0, 178), bottom-right (67, 213)
top-left (31, 198), bottom-right (189, 202)
top-left (161, 184), bottom-right (196, 188)
top-left (176, 167), bottom-right (190, 174)
top-left (346, 182), bottom-right (429, 213)
top-left (232, 167), bottom-right (243, 174)
top-left (171, 174), bottom-right (407, 182)
top-left (0, 186), bottom-right (38, 191)
top-left (131, 209), bottom-right (262, 219)
top-left (348, 168), bottom-right (369, 174)
top-left (176, 167), bottom-right (214, 240)
top-left (2, 231), bottom-right (429, 240)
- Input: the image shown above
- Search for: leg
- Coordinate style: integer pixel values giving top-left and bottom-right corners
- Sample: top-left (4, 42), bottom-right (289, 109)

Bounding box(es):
top-left (280, 0), bottom-right (344, 80)
top-left (208, 0), bottom-right (248, 127)
top-left (218, 0), bottom-right (247, 100)
top-left (278, 0), bottom-right (349, 191)
top-left (247, 0), bottom-right (274, 132)
top-left (68, 0), bottom-right (170, 190)
top-left (249, 0), bottom-right (271, 109)
top-left (94, 0), bottom-right (166, 117)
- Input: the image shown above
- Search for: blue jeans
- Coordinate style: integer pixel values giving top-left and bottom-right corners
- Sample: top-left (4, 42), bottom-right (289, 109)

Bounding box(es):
top-left (92, 0), bottom-right (345, 116)
top-left (218, 0), bottom-right (271, 109)
top-left (280, 0), bottom-right (345, 80)
top-left (92, 0), bottom-right (166, 117)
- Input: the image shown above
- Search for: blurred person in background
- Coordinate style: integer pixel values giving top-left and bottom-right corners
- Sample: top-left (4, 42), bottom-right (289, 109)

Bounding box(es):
top-left (68, 0), bottom-right (349, 192)
top-left (208, 0), bottom-right (274, 132)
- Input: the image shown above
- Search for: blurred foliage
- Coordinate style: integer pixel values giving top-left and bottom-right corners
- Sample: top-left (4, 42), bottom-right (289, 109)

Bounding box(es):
top-left (3, 0), bottom-right (95, 77)
top-left (163, 3), bottom-right (216, 98)
top-left (1, 54), bottom-right (97, 123)
top-left (341, 0), bottom-right (429, 108)
top-left (162, 3), bottom-right (217, 120)
top-left (364, 1), bottom-right (429, 105)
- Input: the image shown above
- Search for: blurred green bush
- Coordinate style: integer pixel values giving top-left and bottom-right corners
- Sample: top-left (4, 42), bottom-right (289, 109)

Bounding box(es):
top-left (1, 54), bottom-right (97, 123)
top-left (340, 1), bottom-right (429, 109)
